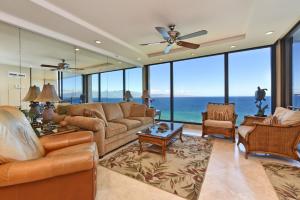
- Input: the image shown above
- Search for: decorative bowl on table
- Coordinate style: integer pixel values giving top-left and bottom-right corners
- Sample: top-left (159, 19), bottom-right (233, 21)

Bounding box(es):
top-left (158, 123), bottom-right (169, 132)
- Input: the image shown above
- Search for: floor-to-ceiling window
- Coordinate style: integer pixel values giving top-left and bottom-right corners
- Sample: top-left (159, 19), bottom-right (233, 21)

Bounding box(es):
top-left (88, 73), bottom-right (100, 102)
top-left (149, 63), bottom-right (171, 120)
top-left (229, 47), bottom-right (272, 124)
top-left (101, 70), bottom-right (123, 102)
top-left (173, 55), bottom-right (224, 123)
top-left (62, 73), bottom-right (83, 104)
top-left (125, 68), bottom-right (143, 103)
top-left (292, 29), bottom-right (300, 107)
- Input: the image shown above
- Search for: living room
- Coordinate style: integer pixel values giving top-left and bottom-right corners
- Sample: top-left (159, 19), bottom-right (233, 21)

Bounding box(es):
top-left (0, 1), bottom-right (300, 200)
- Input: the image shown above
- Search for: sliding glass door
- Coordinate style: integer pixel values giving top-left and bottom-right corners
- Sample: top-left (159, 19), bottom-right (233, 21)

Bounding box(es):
top-left (173, 55), bottom-right (224, 123)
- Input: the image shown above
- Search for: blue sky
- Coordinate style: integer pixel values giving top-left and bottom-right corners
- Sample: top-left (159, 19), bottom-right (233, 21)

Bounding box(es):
top-left (64, 47), bottom-right (272, 97)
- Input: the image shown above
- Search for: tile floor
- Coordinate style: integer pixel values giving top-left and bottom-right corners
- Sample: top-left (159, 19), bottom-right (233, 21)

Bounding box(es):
top-left (96, 127), bottom-right (299, 200)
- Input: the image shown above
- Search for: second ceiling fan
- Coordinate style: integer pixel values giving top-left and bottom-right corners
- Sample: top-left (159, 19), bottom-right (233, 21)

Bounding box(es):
top-left (140, 24), bottom-right (207, 54)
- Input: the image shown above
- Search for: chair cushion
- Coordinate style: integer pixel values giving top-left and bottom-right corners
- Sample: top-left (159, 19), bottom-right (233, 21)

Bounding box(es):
top-left (280, 109), bottom-right (300, 125)
top-left (0, 106), bottom-right (45, 164)
top-left (119, 102), bottom-right (135, 118)
top-left (204, 119), bottom-right (233, 128)
top-left (128, 117), bottom-right (153, 125)
top-left (130, 104), bottom-right (147, 117)
top-left (102, 103), bottom-right (124, 121)
top-left (112, 118), bottom-right (142, 130)
top-left (207, 103), bottom-right (235, 121)
top-left (105, 122), bottom-right (127, 138)
top-left (238, 125), bottom-right (255, 138)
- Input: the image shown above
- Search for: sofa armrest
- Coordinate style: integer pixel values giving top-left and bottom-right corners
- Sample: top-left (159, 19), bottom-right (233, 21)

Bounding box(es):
top-left (146, 108), bottom-right (156, 118)
top-left (64, 116), bottom-right (105, 131)
top-left (0, 151), bottom-right (95, 187)
top-left (40, 131), bottom-right (94, 153)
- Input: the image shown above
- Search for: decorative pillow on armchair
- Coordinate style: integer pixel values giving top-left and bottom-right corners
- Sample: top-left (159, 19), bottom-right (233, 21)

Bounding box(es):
top-left (130, 104), bottom-right (147, 117)
top-left (0, 106), bottom-right (45, 164)
top-left (262, 115), bottom-right (279, 125)
top-left (83, 108), bottom-right (108, 127)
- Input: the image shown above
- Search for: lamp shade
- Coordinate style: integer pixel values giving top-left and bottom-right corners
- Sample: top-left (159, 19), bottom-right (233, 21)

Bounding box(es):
top-left (124, 90), bottom-right (133, 99)
top-left (35, 83), bottom-right (61, 103)
top-left (23, 85), bottom-right (41, 102)
top-left (141, 90), bottom-right (150, 99)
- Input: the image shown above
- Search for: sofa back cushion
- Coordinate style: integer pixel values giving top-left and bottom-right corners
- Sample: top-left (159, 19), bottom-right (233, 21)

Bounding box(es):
top-left (102, 103), bottom-right (124, 121)
top-left (0, 106), bottom-right (45, 164)
top-left (207, 103), bottom-right (235, 121)
top-left (130, 104), bottom-right (147, 117)
top-left (119, 102), bottom-right (135, 118)
top-left (66, 103), bottom-right (107, 121)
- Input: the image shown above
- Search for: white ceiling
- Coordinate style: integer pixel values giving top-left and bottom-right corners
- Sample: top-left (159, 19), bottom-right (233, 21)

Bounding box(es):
top-left (0, 0), bottom-right (300, 67)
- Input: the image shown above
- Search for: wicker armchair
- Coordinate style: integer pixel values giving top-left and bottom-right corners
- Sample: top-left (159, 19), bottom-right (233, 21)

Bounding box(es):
top-left (237, 115), bottom-right (300, 161)
top-left (202, 103), bottom-right (237, 142)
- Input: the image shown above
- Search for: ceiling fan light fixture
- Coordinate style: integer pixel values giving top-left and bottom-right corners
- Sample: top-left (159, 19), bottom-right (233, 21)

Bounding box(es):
top-left (265, 31), bottom-right (274, 35)
top-left (95, 40), bottom-right (102, 44)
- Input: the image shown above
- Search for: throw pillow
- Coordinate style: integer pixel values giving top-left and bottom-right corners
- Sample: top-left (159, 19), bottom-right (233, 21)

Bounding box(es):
top-left (130, 104), bottom-right (147, 117)
top-left (0, 106), bottom-right (45, 164)
top-left (83, 108), bottom-right (108, 127)
top-left (262, 115), bottom-right (279, 125)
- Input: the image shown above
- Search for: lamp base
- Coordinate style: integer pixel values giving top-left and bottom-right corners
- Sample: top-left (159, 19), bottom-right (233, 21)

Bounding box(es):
top-left (42, 102), bottom-right (55, 123)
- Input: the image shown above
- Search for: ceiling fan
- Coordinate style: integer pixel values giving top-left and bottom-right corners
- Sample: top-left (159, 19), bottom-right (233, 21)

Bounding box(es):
top-left (40, 59), bottom-right (84, 71)
top-left (140, 24), bottom-right (207, 54)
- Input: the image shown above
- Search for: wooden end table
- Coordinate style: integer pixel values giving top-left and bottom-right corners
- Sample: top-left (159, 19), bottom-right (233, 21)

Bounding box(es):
top-left (137, 122), bottom-right (183, 161)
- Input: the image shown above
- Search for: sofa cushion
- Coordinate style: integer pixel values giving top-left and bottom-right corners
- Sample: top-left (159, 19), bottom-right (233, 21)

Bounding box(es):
top-left (207, 103), bottom-right (235, 121)
top-left (204, 119), bottom-right (233, 128)
top-left (106, 122), bottom-right (127, 138)
top-left (112, 118), bottom-right (142, 130)
top-left (0, 106), bottom-right (45, 164)
top-left (238, 125), bottom-right (255, 138)
top-left (102, 103), bottom-right (124, 121)
top-left (130, 104), bottom-right (147, 117)
top-left (83, 108), bottom-right (108, 127)
top-left (128, 117), bottom-right (153, 125)
top-left (119, 102), bottom-right (135, 118)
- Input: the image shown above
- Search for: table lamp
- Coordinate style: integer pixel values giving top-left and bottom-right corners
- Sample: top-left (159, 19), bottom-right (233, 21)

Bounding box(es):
top-left (141, 90), bottom-right (151, 107)
top-left (35, 83), bottom-right (61, 123)
top-left (23, 85), bottom-right (41, 123)
top-left (124, 90), bottom-right (133, 102)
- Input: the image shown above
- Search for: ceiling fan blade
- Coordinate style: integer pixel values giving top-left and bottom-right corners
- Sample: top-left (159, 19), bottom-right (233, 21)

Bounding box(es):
top-left (177, 30), bottom-right (207, 40)
top-left (155, 27), bottom-right (170, 40)
top-left (140, 41), bottom-right (167, 46)
top-left (50, 68), bottom-right (57, 71)
top-left (177, 41), bottom-right (200, 49)
top-left (40, 64), bottom-right (58, 68)
top-left (164, 44), bottom-right (173, 54)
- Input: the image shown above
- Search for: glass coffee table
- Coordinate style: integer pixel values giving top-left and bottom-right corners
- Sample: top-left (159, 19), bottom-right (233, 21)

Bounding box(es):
top-left (137, 122), bottom-right (183, 161)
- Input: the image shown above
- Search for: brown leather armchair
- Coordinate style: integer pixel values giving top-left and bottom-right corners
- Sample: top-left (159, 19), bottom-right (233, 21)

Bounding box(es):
top-left (0, 131), bottom-right (98, 200)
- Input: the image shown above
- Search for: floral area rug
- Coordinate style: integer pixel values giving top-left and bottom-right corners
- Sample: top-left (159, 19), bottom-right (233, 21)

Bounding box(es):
top-left (262, 162), bottom-right (300, 200)
top-left (99, 135), bottom-right (213, 200)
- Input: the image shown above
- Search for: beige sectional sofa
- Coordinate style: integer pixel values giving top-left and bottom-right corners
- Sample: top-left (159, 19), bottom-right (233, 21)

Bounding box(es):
top-left (56, 102), bottom-right (155, 157)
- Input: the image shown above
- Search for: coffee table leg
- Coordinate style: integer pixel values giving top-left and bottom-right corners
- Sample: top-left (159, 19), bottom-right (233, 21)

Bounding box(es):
top-left (162, 144), bottom-right (166, 161)
top-left (139, 140), bottom-right (143, 155)
top-left (179, 128), bottom-right (183, 143)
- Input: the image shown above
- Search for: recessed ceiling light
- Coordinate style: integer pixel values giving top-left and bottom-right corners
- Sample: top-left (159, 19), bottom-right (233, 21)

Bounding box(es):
top-left (137, 57), bottom-right (141, 61)
top-left (95, 40), bottom-right (102, 44)
top-left (159, 58), bottom-right (163, 61)
top-left (230, 45), bottom-right (236, 49)
top-left (75, 48), bottom-right (80, 51)
top-left (265, 31), bottom-right (274, 35)
top-left (191, 53), bottom-right (195, 56)
top-left (118, 61), bottom-right (122, 64)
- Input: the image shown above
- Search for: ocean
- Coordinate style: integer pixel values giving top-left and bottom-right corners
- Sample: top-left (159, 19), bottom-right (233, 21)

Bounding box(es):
top-left (61, 96), bottom-right (293, 124)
